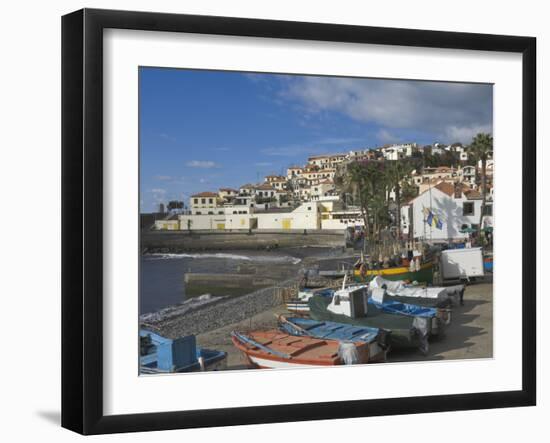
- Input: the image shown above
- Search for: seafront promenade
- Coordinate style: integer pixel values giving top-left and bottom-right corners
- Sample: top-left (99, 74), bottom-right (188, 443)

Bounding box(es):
top-left (141, 229), bottom-right (346, 252)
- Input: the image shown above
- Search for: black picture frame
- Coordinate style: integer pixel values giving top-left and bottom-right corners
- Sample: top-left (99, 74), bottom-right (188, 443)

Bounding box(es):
top-left (62, 8), bottom-right (536, 435)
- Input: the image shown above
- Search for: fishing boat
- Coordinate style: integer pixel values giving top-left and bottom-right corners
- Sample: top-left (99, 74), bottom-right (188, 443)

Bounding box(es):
top-left (308, 280), bottom-right (446, 354)
top-left (231, 330), bottom-right (371, 369)
top-left (278, 315), bottom-right (389, 362)
top-left (140, 329), bottom-right (227, 374)
top-left (369, 275), bottom-right (465, 307)
top-left (353, 261), bottom-right (434, 284)
top-left (285, 287), bottom-right (333, 314)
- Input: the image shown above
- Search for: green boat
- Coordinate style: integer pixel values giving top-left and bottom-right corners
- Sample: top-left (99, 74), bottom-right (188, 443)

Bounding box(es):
top-left (353, 261), bottom-right (435, 284)
top-left (308, 285), bottom-right (444, 354)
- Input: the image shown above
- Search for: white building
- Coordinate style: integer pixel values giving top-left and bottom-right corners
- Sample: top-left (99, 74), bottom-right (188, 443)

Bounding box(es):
top-left (190, 192), bottom-right (224, 215)
top-left (310, 179), bottom-right (336, 200)
top-left (218, 188), bottom-right (238, 201)
top-left (400, 182), bottom-right (493, 241)
top-left (380, 143), bottom-right (418, 160)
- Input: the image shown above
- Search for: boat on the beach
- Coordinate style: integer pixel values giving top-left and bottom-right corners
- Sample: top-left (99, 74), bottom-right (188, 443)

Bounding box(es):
top-left (369, 275), bottom-right (465, 307)
top-left (278, 315), bottom-right (389, 362)
top-left (231, 330), bottom-right (371, 369)
top-left (140, 329), bottom-right (227, 374)
top-left (308, 282), bottom-right (446, 354)
top-left (285, 287), bottom-right (333, 314)
top-left (353, 261), bottom-right (435, 284)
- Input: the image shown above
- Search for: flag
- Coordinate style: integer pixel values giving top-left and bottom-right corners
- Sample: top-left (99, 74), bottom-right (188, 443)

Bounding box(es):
top-left (424, 207), bottom-right (443, 230)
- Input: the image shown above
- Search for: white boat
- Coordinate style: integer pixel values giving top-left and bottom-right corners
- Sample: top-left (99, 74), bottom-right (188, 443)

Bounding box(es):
top-left (369, 276), bottom-right (464, 307)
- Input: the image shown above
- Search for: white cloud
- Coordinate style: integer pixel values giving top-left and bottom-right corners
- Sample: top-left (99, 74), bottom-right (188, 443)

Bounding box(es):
top-left (160, 133), bottom-right (176, 142)
top-left (280, 77), bottom-right (493, 144)
top-left (154, 175), bottom-right (172, 181)
top-left (150, 188), bottom-right (166, 194)
top-left (443, 124), bottom-right (493, 144)
top-left (185, 160), bottom-right (220, 169)
top-left (260, 137), bottom-right (365, 157)
top-left (376, 129), bottom-right (400, 143)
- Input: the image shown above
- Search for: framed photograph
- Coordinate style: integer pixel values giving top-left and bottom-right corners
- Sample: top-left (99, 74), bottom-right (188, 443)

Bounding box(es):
top-left (62, 8), bottom-right (536, 435)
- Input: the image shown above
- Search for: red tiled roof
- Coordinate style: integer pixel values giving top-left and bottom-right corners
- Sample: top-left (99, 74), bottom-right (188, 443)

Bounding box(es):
top-left (434, 182), bottom-right (455, 197)
top-left (254, 183), bottom-right (276, 190)
top-left (191, 192), bottom-right (219, 198)
top-left (219, 188), bottom-right (237, 192)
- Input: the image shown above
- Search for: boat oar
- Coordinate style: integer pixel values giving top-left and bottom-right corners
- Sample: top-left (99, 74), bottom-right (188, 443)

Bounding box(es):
top-left (276, 314), bottom-right (312, 336)
top-left (232, 331), bottom-right (291, 359)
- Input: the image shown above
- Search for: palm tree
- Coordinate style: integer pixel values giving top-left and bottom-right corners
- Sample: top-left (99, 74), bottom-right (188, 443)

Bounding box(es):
top-left (469, 133), bottom-right (493, 238)
top-left (385, 160), bottom-right (413, 239)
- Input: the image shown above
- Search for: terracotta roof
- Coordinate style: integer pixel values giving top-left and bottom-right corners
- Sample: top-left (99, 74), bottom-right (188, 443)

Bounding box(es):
top-left (434, 182), bottom-right (455, 197)
top-left (219, 188), bottom-right (237, 192)
top-left (191, 192), bottom-right (219, 198)
top-left (254, 183), bottom-right (276, 191)
top-left (464, 189), bottom-right (482, 200)
top-left (308, 154), bottom-right (330, 160)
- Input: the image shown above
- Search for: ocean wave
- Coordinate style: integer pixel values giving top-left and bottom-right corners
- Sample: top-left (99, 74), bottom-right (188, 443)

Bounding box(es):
top-left (146, 252), bottom-right (301, 264)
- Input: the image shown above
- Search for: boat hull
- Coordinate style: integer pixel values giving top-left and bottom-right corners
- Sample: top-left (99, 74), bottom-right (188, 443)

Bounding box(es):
top-left (354, 262), bottom-right (434, 284)
top-left (308, 294), bottom-right (439, 351)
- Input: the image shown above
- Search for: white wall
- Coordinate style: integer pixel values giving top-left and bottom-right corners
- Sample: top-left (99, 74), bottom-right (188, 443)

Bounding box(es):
top-left (1, 1), bottom-right (546, 443)
top-left (179, 214), bottom-right (226, 230)
top-left (407, 187), bottom-right (491, 241)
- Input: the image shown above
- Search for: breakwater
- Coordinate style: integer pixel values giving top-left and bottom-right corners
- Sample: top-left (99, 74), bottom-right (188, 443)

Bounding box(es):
top-left (141, 230), bottom-right (345, 252)
top-left (140, 278), bottom-right (299, 339)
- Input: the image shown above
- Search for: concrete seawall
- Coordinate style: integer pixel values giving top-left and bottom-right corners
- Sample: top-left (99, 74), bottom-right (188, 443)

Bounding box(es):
top-left (141, 229), bottom-right (345, 252)
top-left (141, 278), bottom-right (299, 338)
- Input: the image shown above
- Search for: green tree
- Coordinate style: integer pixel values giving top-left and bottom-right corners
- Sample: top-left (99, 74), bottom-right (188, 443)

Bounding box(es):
top-left (385, 160), bottom-right (414, 238)
top-left (469, 133), bottom-right (493, 237)
top-left (338, 160), bottom-right (386, 251)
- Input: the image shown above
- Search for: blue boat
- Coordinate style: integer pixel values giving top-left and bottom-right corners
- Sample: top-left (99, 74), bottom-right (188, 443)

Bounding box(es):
top-left (278, 316), bottom-right (389, 362)
top-left (140, 329), bottom-right (227, 374)
top-left (367, 298), bottom-right (438, 318)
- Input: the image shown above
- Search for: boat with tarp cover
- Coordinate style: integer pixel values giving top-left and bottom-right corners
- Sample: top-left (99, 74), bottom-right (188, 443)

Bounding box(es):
top-left (308, 281), bottom-right (448, 354)
top-left (368, 275), bottom-right (465, 308)
top-left (231, 330), bottom-right (372, 369)
top-left (278, 315), bottom-right (389, 362)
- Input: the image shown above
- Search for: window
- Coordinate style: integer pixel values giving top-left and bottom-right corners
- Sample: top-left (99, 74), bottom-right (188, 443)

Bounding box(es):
top-left (463, 202), bottom-right (475, 216)
top-left (218, 211), bottom-right (224, 215)
top-left (208, 198), bottom-right (213, 204)
top-left (483, 205), bottom-right (493, 216)
top-left (196, 211), bottom-right (202, 215)
top-left (208, 211), bottom-right (213, 215)
top-left (201, 198), bottom-right (206, 204)
top-left (194, 198), bottom-right (199, 204)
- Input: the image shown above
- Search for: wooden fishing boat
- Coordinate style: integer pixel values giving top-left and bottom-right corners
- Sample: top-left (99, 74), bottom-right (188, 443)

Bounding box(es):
top-left (308, 283), bottom-right (446, 354)
top-left (278, 316), bottom-right (389, 362)
top-left (353, 261), bottom-right (434, 284)
top-left (231, 330), bottom-right (371, 369)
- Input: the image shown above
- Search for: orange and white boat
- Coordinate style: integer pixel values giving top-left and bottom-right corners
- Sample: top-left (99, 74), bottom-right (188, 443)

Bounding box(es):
top-left (231, 330), bottom-right (370, 369)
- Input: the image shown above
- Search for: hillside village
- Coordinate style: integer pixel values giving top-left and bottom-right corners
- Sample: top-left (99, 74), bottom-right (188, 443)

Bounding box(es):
top-left (154, 140), bottom-right (494, 243)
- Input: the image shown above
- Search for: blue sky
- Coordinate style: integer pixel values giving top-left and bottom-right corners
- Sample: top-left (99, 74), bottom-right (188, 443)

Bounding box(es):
top-left (140, 67), bottom-right (492, 212)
